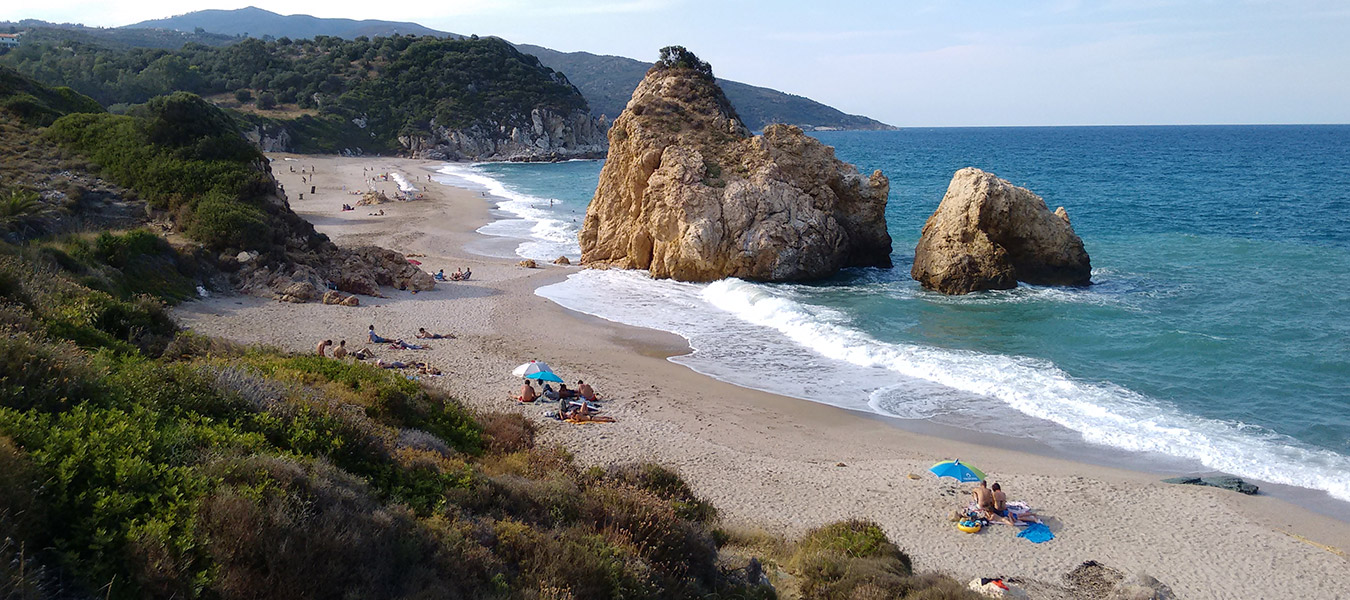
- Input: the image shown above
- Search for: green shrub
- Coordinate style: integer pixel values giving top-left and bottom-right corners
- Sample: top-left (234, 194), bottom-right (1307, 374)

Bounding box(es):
top-left (607, 463), bottom-right (718, 523)
top-left (202, 456), bottom-right (476, 600)
top-left (0, 332), bottom-right (102, 413)
top-left (0, 405), bottom-right (212, 599)
top-left (584, 482), bottom-right (719, 583)
top-left (187, 191), bottom-right (271, 250)
top-left (785, 519), bottom-right (980, 600)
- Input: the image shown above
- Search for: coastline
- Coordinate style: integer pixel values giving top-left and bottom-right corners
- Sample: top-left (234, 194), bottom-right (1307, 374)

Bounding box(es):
top-left (174, 154), bottom-right (1350, 597)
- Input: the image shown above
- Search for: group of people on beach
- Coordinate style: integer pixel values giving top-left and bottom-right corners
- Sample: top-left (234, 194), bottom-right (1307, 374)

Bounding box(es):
top-left (515, 378), bottom-right (611, 422)
top-left (313, 325), bottom-right (455, 376)
top-left (434, 268), bottom-right (471, 281)
top-left (969, 480), bottom-right (1039, 525)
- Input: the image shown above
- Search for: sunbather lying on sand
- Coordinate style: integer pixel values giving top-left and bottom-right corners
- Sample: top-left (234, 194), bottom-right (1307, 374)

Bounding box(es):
top-left (375, 359), bottom-right (408, 369)
top-left (389, 340), bottom-right (428, 350)
top-left (565, 413), bottom-right (615, 424)
top-left (416, 327), bottom-right (454, 339)
top-left (412, 362), bottom-right (442, 376)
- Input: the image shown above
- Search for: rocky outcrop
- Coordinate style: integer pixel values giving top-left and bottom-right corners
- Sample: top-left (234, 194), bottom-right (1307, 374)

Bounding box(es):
top-left (579, 54), bottom-right (892, 282)
top-left (911, 168), bottom-right (1090, 294)
top-left (242, 122), bottom-right (292, 153)
top-left (399, 108), bottom-right (608, 162)
top-left (1162, 475), bottom-right (1259, 495)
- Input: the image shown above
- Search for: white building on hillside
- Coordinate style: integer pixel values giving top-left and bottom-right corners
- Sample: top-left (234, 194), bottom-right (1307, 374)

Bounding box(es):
top-left (0, 34), bottom-right (20, 48)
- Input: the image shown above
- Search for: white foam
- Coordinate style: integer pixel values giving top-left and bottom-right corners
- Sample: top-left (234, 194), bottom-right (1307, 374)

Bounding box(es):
top-left (437, 164), bottom-right (579, 261)
top-left (390, 172), bottom-right (417, 193)
top-left (539, 270), bottom-right (1350, 503)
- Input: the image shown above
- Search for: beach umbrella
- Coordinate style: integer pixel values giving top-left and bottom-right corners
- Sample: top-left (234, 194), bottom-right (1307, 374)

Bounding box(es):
top-left (523, 370), bottom-right (565, 383)
top-left (929, 459), bottom-right (986, 483)
top-left (512, 361), bottom-right (555, 378)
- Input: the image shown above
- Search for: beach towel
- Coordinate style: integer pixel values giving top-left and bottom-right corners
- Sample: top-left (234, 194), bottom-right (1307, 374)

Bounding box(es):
top-left (1017, 522), bottom-right (1054, 543)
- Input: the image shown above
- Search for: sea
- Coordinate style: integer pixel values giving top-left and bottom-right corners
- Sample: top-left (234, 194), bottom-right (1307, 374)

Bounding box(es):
top-left (434, 126), bottom-right (1350, 512)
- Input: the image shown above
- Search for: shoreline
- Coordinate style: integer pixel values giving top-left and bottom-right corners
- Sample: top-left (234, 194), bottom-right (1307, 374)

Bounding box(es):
top-left (174, 154), bottom-right (1349, 597)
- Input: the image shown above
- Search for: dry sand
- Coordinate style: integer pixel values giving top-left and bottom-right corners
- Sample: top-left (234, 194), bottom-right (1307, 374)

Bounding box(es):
top-left (174, 154), bottom-right (1350, 599)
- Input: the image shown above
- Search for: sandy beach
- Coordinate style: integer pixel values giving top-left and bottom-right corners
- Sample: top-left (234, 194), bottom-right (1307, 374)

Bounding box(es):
top-left (173, 154), bottom-right (1350, 599)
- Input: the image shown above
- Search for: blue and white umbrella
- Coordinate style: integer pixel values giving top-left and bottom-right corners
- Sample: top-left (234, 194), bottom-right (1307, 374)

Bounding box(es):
top-left (523, 370), bottom-right (564, 383)
top-left (512, 361), bottom-right (555, 378)
top-left (929, 459), bottom-right (987, 483)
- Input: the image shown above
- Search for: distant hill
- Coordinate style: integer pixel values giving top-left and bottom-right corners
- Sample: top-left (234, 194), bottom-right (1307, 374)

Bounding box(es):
top-left (1, 19), bottom-right (238, 48)
top-left (111, 7), bottom-right (890, 131)
top-left (514, 44), bottom-right (894, 131)
top-left (126, 6), bottom-right (458, 40)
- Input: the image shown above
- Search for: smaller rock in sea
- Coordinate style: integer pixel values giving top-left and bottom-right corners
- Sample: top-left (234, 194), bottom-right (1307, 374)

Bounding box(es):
top-left (553, 256), bottom-right (571, 265)
top-left (518, 259), bottom-right (538, 268)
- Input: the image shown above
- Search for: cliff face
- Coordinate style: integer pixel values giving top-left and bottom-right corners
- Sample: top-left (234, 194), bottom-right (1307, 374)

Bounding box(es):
top-left (399, 108), bottom-right (608, 162)
top-left (911, 167), bottom-right (1091, 294)
top-left (579, 62), bottom-right (891, 282)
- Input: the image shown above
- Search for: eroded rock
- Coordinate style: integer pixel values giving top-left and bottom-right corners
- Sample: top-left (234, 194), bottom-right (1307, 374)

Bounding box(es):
top-left (579, 50), bottom-right (891, 282)
top-left (911, 167), bottom-right (1090, 294)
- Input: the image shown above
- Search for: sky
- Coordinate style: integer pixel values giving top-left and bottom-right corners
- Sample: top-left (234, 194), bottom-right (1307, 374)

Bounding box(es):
top-left (6, 0), bottom-right (1350, 126)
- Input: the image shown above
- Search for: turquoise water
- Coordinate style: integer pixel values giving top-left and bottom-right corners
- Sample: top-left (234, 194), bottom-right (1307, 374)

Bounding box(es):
top-left (436, 126), bottom-right (1350, 504)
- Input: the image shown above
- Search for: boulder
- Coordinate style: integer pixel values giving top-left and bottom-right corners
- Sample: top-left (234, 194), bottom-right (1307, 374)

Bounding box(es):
top-left (553, 255), bottom-right (571, 265)
top-left (579, 50), bottom-right (891, 282)
top-left (518, 259), bottom-right (538, 268)
top-left (1111, 573), bottom-right (1174, 600)
top-left (278, 281), bottom-right (317, 303)
top-left (912, 168), bottom-right (1091, 294)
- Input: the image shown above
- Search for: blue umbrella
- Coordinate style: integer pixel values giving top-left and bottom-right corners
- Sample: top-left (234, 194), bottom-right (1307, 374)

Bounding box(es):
top-left (929, 459), bottom-right (987, 483)
top-left (524, 370), bottom-right (564, 383)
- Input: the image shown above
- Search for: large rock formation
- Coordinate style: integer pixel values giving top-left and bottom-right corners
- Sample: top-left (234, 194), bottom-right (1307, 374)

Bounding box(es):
top-left (911, 168), bottom-right (1091, 294)
top-left (579, 49), bottom-right (892, 282)
top-left (399, 108), bottom-right (609, 162)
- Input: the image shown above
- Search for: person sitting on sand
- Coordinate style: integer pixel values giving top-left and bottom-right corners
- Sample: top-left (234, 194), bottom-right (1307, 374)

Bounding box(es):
top-left (461, 267), bottom-right (472, 281)
top-left (434, 269), bottom-right (446, 281)
top-left (316, 339), bottom-right (332, 357)
top-left (352, 347), bottom-right (375, 360)
top-left (577, 380), bottom-right (598, 402)
top-left (369, 325), bottom-right (392, 344)
top-left (331, 340), bottom-right (348, 359)
top-left (516, 380), bottom-right (538, 403)
top-left (988, 482), bottom-right (1018, 525)
top-left (449, 267), bottom-right (463, 281)
top-left (541, 382), bottom-right (559, 401)
top-left (557, 383), bottom-right (576, 399)
top-left (416, 327), bottom-right (454, 339)
top-left (972, 481), bottom-right (996, 518)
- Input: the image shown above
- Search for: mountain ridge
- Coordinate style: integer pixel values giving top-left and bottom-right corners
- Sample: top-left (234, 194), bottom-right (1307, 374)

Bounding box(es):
top-left (118, 7), bottom-right (893, 131)
top-left (126, 6), bottom-right (457, 40)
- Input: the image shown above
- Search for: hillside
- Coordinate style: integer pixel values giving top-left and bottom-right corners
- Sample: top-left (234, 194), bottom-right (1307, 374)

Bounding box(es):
top-left (0, 66), bottom-right (970, 600)
top-left (1, 19), bottom-right (239, 48)
top-left (90, 6), bottom-right (890, 131)
top-left (2, 35), bottom-right (605, 159)
top-left (515, 44), bottom-right (894, 131)
top-left (127, 6), bottom-right (457, 40)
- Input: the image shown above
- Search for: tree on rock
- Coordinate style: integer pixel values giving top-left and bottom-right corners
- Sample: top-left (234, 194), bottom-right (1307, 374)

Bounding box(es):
top-left (656, 46), bottom-right (714, 79)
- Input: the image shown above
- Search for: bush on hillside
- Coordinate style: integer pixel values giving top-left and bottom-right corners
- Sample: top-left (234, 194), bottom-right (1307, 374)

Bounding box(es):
top-left (656, 45), bottom-right (714, 79)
